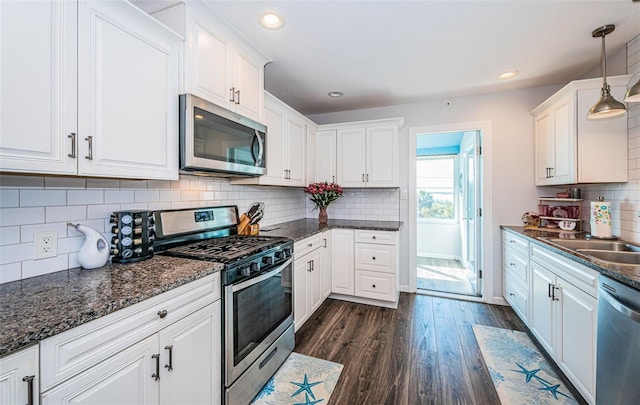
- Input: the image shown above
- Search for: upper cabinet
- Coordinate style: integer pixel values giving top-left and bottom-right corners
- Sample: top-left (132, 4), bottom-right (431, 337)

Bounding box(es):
top-left (314, 130), bottom-right (337, 184)
top-left (531, 75), bottom-right (629, 186)
top-left (0, 0), bottom-right (182, 180)
top-left (232, 92), bottom-right (311, 187)
top-left (152, 1), bottom-right (269, 124)
top-left (320, 118), bottom-right (404, 188)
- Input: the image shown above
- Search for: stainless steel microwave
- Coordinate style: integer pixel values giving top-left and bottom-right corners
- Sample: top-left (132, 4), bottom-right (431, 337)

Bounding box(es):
top-left (179, 94), bottom-right (266, 176)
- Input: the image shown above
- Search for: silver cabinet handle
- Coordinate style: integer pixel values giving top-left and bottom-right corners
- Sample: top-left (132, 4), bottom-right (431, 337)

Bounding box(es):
top-left (84, 136), bottom-right (93, 160)
top-left (151, 354), bottom-right (160, 380)
top-left (229, 87), bottom-right (236, 102)
top-left (509, 262), bottom-right (516, 267)
top-left (548, 283), bottom-right (553, 298)
top-left (308, 243), bottom-right (313, 247)
top-left (366, 173), bottom-right (369, 182)
top-left (235, 89), bottom-right (240, 105)
top-left (307, 261), bottom-right (312, 272)
top-left (67, 133), bottom-right (76, 158)
top-left (23, 375), bottom-right (35, 405)
top-left (323, 238), bottom-right (327, 248)
top-left (372, 235), bottom-right (376, 240)
top-left (332, 175), bottom-right (335, 183)
top-left (164, 345), bottom-right (173, 371)
top-left (157, 310), bottom-right (168, 319)
top-left (552, 285), bottom-right (559, 301)
top-left (362, 174), bottom-right (365, 182)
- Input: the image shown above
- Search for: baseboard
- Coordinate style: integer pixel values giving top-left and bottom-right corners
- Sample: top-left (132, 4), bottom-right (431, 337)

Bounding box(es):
top-left (328, 293), bottom-right (399, 309)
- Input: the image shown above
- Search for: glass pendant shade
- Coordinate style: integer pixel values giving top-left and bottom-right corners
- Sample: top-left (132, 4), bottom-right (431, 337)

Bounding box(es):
top-left (587, 24), bottom-right (626, 120)
top-left (625, 77), bottom-right (640, 103)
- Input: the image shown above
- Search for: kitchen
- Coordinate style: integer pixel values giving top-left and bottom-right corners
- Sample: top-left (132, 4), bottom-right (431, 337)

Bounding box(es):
top-left (1, 0), bottom-right (640, 404)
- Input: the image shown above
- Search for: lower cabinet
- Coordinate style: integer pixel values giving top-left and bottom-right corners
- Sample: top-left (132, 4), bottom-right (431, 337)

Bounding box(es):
top-left (293, 233), bottom-right (331, 331)
top-left (40, 274), bottom-right (221, 405)
top-left (0, 345), bottom-right (39, 405)
top-left (518, 240), bottom-right (598, 404)
top-left (331, 229), bottom-right (355, 295)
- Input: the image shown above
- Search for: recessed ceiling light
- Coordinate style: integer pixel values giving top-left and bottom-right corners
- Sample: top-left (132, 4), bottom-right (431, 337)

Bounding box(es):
top-left (258, 12), bottom-right (285, 30)
top-left (498, 70), bottom-right (519, 80)
top-left (328, 91), bottom-right (343, 98)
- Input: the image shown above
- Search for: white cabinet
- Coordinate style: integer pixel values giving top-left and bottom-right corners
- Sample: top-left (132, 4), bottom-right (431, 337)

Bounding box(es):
top-left (502, 230), bottom-right (530, 322)
top-left (331, 229), bottom-right (355, 295)
top-left (293, 233), bottom-right (330, 331)
top-left (529, 244), bottom-right (598, 404)
top-left (314, 130), bottom-right (337, 184)
top-left (320, 230), bottom-right (332, 300)
top-left (232, 92), bottom-right (308, 187)
top-left (152, 1), bottom-right (269, 124)
top-left (354, 230), bottom-right (399, 302)
top-left (41, 274), bottom-right (221, 405)
top-left (325, 118), bottom-right (403, 188)
top-left (0, 0), bottom-right (182, 180)
top-left (0, 345), bottom-right (39, 405)
top-left (531, 75), bottom-right (629, 185)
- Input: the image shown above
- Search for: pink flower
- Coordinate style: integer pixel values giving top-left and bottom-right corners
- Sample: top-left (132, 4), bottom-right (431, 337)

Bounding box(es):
top-left (304, 181), bottom-right (344, 210)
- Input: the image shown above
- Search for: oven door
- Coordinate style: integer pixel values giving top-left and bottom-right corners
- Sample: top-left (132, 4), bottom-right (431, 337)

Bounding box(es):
top-left (224, 258), bottom-right (293, 385)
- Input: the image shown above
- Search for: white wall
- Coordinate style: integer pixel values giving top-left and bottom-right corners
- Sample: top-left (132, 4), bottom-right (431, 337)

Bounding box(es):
top-left (310, 85), bottom-right (557, 303)
top-left (417, 221), bottom-right (461, 259)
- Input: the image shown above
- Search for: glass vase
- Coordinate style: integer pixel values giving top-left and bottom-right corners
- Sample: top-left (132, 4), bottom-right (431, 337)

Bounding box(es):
top-left (318, 206), bottom-right (328, 223)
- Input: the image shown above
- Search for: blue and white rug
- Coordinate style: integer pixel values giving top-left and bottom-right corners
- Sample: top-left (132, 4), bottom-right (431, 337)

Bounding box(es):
top-left (472, 325), bottom-right (578, 405)
top-left (251, 352), bottom-right (343, 405)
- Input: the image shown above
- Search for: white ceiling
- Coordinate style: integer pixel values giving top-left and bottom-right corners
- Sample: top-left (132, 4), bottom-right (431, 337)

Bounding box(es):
top-left (140, 1), bottom-right (640, 116)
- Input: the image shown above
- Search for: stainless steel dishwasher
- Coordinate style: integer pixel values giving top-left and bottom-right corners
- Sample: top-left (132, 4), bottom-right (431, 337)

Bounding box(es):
top-left (596, 275), bottom-right (640, 404)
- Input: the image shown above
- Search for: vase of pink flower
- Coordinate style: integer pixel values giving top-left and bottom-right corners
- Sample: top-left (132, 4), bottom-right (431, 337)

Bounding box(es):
top-left (303, 182), bottom-right (344, 223)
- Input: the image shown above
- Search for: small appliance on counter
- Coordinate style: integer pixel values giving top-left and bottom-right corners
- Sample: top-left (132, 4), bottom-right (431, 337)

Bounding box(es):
top-left (68, 223), bottom-right (109, 269)
top-left (109, 210), bottom-right (155, 262)
top-left (589, 197), bottom-right (613, 239)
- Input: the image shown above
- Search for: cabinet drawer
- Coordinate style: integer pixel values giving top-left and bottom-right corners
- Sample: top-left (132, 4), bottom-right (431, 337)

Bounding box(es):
top-left (502, 230), bottom-right (529, 254)
top-left (355, 270), bottom-right (396, 302)
top-left (504, 272), bottom-right (528, 322)
top-left (503, 246), bottom-right (528, 284)
top-left (40, 273), bottom-right (219, 391)
top-left (294, 234), bottom-right (323, 258)
top-left (355, 243), bottom-right (396, 274)
top-left (530, 244), bottom-right (599, 297)
top-left (354, 230), bottom-right (397, 245)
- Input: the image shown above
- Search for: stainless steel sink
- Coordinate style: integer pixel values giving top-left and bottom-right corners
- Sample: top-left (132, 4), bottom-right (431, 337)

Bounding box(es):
top-left (576, 250), bottom-right (640, 265)
top-left (544, 239), bottom-right (636, 251)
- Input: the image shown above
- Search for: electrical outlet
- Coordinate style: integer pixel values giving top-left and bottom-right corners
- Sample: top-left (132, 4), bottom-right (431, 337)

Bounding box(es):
top-left (34, 230), bottom-right (58, 260)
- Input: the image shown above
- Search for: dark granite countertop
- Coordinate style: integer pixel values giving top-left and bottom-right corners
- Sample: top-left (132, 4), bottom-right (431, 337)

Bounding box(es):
top-left (502, 226), bottom-right (640, 290)
top-left (260, 218), bottom-right (403, 241)
top-left (0, 256), bottom-right (222, 358)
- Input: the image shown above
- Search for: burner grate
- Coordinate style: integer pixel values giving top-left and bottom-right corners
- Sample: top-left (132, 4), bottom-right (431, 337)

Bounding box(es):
top-left (166, 235), bottom-right (288, 262)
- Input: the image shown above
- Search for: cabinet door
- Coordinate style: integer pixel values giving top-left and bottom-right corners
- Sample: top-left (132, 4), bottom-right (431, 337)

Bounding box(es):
top-left (261, 102), bottom-right (286, 184)
top-left (0, 0), bottom-right (77, 175)
top-left (42, 335), bottom-right (159, 405)
top-left (315, 130), bottom-right (337, 184)
top-left (337, 127), bottom-right (366, 187)
top-left (366, 125), bottom-right (398, 187)
top-left (529, 261), bottom-right (556, 357)
top-left (188, 17), bottom-right (233, 109)
top-left (308, 249), bottom-right (323, 315)
top-left (558, 282), bottom-right (597, 403)
top-left (331, 229), bottom-right (354, 295)
top-left (286, 114), bottom-right (306, 186)
top-left (306, 125), bottom-right (317, 185)
top-left (534, 112), bottom-right (553, 185)
top-left (77, 0), bottom-right (181, 180)
top-left (158, 303), bottom-right (221, 405)
top-left (551, 99), bottom-right (576, 184)
top-left (320, 231), bottom-right (332, 300)
top-left (0, 346), bottom-right (39, 405)
top-left (294, 254), bottom-right (310, 331)
top-left (232, 47), bottom-right (264, 123)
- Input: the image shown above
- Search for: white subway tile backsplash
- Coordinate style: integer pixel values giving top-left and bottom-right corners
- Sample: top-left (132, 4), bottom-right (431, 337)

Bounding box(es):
top-left (45, 177), bottom-right (86, 189)
top-left (0, 174), bottom-right (44, 189)
top-left (58, 236), bottom-right (84, 255)
top-left (21, 223), bottom-right (67, 242)
top-left (0, 243), bottom-right (33, 265)
top-left (67, 190), bottom-right (104, 205)
top-left (86, 179), bottom-right (120, 189)
top-left (87, 204), bottom-right (122, 220)
top-left (0, 263), bottom-right (21, 284)
top-left (20, 190), bottom-right (66, 207)
top-left (160, 190), bottom-right (181, 201)
top-left (120, 179), bottom-right (148, 189)
top-left (0, 190), bottom-right (19, 207)
top-left (22, 255), bottom-right (69, 279)
top-left (0, 227), bottom-right (20, 245)
top-left (147, 180), bottom-right (172, 189)
top-left (135, 190), bottom-right (160, 203)
top-left (0, 207), bottom-right (45, 226)
top-left (105, 190), bottom-right (135, 204)
top-left (46, 206), bottom-right (87, 223)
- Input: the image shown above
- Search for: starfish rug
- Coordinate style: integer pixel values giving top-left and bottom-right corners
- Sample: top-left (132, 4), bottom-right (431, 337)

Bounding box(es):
top-left (251, 352), bottom-right (343, 405)
top-left (472, 325), bottom-right (578, 405)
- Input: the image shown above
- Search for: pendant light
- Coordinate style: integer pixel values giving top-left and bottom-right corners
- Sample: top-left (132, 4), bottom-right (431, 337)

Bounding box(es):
top-left (625, 73), bottom-right (640, 103)
top-left (587, 24), bottom-right (626, 119)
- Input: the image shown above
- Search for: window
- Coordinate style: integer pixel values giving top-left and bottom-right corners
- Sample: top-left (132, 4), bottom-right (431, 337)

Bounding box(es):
top-left (417, 155), bottom-right (456, 220)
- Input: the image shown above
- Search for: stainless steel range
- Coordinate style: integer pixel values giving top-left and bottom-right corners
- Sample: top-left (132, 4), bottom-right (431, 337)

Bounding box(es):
top-left (154, 205), bottom-right (294, 405)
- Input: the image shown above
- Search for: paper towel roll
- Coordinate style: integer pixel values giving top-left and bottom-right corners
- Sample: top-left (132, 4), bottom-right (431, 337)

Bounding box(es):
top-left (590, 201), bottom-right (612, 238)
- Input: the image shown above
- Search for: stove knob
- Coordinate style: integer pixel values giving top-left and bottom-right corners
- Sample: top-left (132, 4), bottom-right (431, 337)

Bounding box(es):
top-left (262, 256), bottom-right (273, 265)
top-left (250, 262), bottom-right (259, 272)
top-left (241, 266), bottom-right (251, 277)
top-left (284, 248), bottom-right (292, 258)
top-left (275, 251), bottom-right (284, 260)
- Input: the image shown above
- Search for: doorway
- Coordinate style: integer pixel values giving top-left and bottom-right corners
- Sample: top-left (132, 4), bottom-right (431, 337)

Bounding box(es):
top-left (413, 129), bottom-right (482, 297)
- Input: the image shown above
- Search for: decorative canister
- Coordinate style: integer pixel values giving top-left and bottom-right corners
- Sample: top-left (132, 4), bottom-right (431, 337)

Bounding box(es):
top-left (590, 197), bottom-right (612, 238)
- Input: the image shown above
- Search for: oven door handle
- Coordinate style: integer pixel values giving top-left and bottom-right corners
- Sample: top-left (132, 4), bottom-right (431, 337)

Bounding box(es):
top-left (232, 258), bottom-right (292, 292)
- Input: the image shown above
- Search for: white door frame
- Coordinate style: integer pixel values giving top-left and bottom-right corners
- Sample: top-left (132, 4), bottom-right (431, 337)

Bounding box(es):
top-left (408, 121), bottom-right (493, 301)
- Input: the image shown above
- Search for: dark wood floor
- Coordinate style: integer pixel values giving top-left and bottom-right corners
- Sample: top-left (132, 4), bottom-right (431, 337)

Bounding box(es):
top-left (294, 293), bottom-right (586, 405)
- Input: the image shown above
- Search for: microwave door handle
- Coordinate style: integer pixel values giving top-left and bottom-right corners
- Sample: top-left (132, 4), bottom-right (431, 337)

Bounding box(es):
top-left (252, 129), bottom-right (264, 166)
